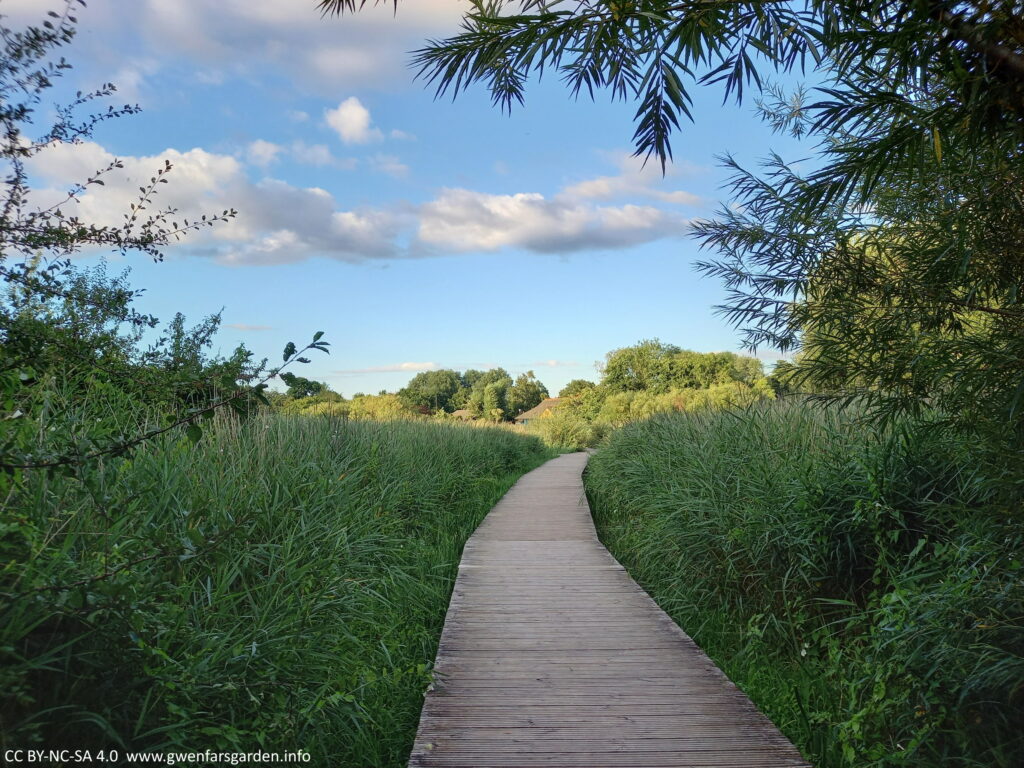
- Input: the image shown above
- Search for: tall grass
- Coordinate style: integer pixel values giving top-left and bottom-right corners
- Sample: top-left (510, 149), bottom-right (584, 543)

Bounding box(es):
top-left (1, 412), bottom-right (550, 763)
top-left (585, 400), bottom-right (1023, 767)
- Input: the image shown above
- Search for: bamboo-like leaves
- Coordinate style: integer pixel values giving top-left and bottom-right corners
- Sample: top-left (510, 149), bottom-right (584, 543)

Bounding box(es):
top-left (403, 1), bottom-right (818, 168)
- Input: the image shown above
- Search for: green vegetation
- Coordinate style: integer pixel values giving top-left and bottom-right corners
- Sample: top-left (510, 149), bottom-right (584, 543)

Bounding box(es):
top-left (586, 402), bottom-right (1024, 767)
top-left (267, 342), bottom-right (775, 452)
top-left (2, 412), bottom-right (549, 760)
top-left (329, 11), bottom-right (1024, 763)
top-left (0, 11), bottom-right (552, 762)
top-left (530, 341), bottom-right (775, 450)
top-left (8, 5), bottom-right (1021, 766)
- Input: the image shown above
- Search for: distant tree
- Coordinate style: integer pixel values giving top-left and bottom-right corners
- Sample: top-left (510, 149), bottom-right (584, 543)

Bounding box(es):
top-left (669, 351), bottom-right (762, 390)
top-left (278, 388), bottom-right (346, 416)
top-left (466, 368), bottom-right (512, 418)
top-left (559, 379), bottom-right (595, 398)
top-left (280, 374), bottom-right (326, 399)
top-left (482, 382), bottom-right (506, 422)
top-left (507, 370), bottom-right (548, 416)
top-left (348, 393), bottom-right (410, 420)
top-left (601, 340), bottom-right (681, 394)
top-left (399, 368), bottom-right (462, 412)
top-left (462, 369), bottom-right (485, 389)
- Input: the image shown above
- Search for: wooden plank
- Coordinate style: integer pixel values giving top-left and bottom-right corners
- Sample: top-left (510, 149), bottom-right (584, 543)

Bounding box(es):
top-left (406, 452), bottom-right (811, 768)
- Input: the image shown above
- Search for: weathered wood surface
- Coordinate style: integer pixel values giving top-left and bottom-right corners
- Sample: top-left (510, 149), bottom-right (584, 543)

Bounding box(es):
top-left (408, 452), bottom-right (809, 768)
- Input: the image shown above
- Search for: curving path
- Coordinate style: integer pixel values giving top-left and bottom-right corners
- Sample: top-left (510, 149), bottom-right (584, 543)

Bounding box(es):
top-left (408, 452), bottom-right (810, 768)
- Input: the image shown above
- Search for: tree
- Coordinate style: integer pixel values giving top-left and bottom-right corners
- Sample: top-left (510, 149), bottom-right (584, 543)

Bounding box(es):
top-left (559, 379), bottom-right (595, 398)
top-left (507, 370), bottom-right (548, 416)
top-left (466, 367), bottom-right (512, 418)
top-left (398, 368), bottom-right (462, 412)
top-left (280, 374), bottom-right (326, 399)
top-left (669, 350), bottom-right (762, 389)
top-left (693, 68), bottom-right (1024, 437)
top-left (482, 381), bottom-right (506, 422)
top-left (601, 339), bottom-right (681, 394)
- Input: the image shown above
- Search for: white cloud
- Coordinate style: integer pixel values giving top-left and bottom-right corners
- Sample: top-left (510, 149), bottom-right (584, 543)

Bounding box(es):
top-left (417, 188), bottom-right (688, 254)
top-left (389, 129), bottom-right (416, 141)
top-left (27, 140), bottom-right (690, 265)
top-left (27, 141), bottom-right (399, 266)
top-left (562, 151), bottom-right (703, 206)
top-left (35, 0), bottom-right (466, 96)
top-left (246, 139), bottom-right (283, 167)
top-left (287, 110), bottom-right (310, 123)
top-left (325, 97), bottom-right (383, 144)
top-left (333, 362), bottom-right (439, 375)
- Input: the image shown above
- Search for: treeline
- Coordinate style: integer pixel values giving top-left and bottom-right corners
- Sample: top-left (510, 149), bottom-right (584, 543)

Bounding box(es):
top-left (272, 367), bottom-right (549, 422)
top-left (269, 340), bottom-right (777, 449)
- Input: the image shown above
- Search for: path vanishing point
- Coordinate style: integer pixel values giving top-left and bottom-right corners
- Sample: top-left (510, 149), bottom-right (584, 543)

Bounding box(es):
top-left (408, 452), bottom-right (811, 767)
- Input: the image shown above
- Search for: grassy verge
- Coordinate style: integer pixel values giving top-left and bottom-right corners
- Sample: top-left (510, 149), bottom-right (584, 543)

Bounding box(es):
top-left (2, 414), bottom-right (551, 764)
top-left (585, 401), bottom-right (1023, 767)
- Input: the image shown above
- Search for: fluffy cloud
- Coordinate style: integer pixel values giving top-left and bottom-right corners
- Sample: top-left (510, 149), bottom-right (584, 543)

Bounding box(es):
top-left (27, 141), bottom-right (399, 265)
top-left (325, 97), bottom-right (383, 145)
top-left (246, 139), bottom-right (283, 167)
top-left (27, 140), bottom-right (689, 265)
top-left (89, 0), bottom-right (466, 92)
top-left (563, 152), bottom-right (703, 206)
top-left (417, 189), bottom-right (688, 254)
top-left (10, 1), bottom-right (465, 104)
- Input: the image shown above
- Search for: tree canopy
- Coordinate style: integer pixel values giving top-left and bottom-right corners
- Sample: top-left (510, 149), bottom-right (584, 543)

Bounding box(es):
top-left (601, 340), bottom-right (764, 394)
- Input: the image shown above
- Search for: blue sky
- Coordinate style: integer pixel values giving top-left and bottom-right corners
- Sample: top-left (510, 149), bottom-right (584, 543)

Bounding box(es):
top-left (14, 0), bottom-right (805, 396)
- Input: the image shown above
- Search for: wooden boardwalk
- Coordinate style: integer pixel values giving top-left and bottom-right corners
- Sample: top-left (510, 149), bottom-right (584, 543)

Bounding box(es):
top-left (408, 452), bottom-right (810, 768)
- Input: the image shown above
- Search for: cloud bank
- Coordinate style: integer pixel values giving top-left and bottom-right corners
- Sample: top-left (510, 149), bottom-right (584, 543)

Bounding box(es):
top-left (29, 140), bottom-right (689, 266)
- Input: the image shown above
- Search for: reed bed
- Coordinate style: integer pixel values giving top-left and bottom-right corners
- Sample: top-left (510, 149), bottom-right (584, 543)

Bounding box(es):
top-left (585, 401), bottom-right (1023, 767)
top-left (1, 413), bottom-right (550, 764)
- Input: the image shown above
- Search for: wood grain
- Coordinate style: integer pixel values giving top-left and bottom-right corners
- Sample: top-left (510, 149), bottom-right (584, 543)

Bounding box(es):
top-left (408, 452), bottom-right (810, 768)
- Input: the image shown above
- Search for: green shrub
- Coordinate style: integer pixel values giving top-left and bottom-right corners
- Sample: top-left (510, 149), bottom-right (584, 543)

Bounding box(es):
top-left (585, 400), bottom-right (1023, 767)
